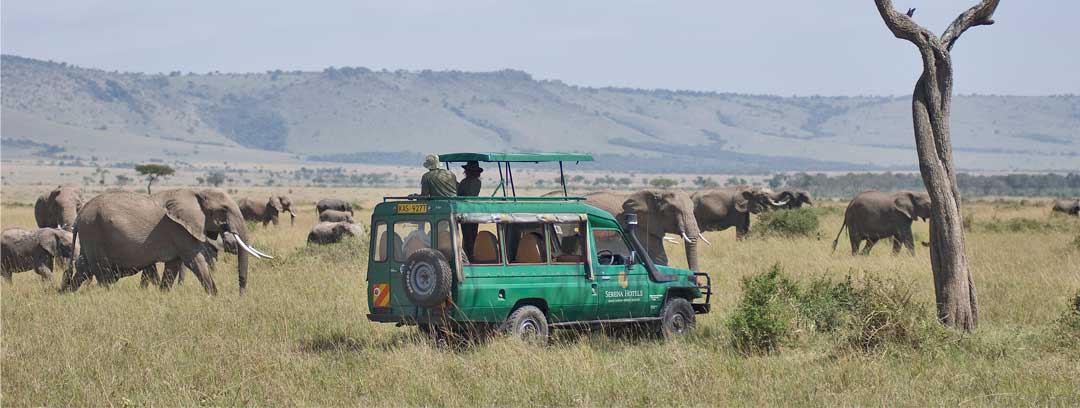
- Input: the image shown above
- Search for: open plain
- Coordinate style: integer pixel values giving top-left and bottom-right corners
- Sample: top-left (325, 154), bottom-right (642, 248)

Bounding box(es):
top-left (2, 186), bottom-right (1079, 406)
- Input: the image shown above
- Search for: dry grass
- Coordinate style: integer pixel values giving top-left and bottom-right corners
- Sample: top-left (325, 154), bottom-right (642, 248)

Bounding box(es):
top-left (3, 187), bottom-right (1079, 406)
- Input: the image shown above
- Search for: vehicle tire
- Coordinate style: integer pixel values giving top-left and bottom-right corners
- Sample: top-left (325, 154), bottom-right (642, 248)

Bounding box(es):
top-left (401, 248), bottom-right (453, 308)
top-left (659, 297), bottom-right (695, 339)
top-left (501, 305), bottom-right (549, 345)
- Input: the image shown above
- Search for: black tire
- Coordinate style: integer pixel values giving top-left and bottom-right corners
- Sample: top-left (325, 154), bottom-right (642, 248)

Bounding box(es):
top-left (501, 305), bottom-right (549, 344)
top-left (659, 297), bottom-right (695, 339)
top-left (401, 248), bottom-right (453, 308)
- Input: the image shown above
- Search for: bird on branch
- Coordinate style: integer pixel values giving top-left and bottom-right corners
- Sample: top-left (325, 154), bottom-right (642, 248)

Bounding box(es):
top-left (906, 8), bottom-right (916, 17)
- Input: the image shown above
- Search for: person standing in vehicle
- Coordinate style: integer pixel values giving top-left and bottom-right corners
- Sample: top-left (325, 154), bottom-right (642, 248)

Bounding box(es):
top-left (457, 161), bottom-right (483, 258)
top-left (420, 154), bottom-right (457, 197)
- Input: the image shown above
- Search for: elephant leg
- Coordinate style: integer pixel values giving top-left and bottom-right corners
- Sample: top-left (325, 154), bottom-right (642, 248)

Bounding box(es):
top-left (735, 213), bottom-right (750, 240)
top-left (849, 230), bottom-right (861, 256)
top-left (140, 264), bottom-right (161, 289)
top-left (860, 238), bottom-right (879, 256)
top-left (160, 260), bottom-right (184, 291)
top-left (2, 269), bottom-right (12, 283)
top-left (34, 257), bottom-right (53, 282)
top-left (61, 255), bottom-right (90, 292)
top-left (899, 229), bottom-right (916, 256)
top-left (185, 253), bottom-right (217, 295)
top-left (891, 238), bottom-right (902, 255)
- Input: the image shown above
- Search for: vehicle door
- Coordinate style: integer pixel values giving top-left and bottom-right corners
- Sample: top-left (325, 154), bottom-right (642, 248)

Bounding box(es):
top-left (590, 227), bottom-right (650, 318)
top-left (542, 221), bottom-right (597, 322)
top-left (389, 219), bottom-right (433, 313)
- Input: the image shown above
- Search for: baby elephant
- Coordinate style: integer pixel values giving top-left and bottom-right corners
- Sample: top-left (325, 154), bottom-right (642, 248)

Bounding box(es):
top-left (308, 222), bottom-right (365, 245)
top-left (1, 227), bottom-right (75, 283)
top-left (319, 209), bottom-right (354, 223)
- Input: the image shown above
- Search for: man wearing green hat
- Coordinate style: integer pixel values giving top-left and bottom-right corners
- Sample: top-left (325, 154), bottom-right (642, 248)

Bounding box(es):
top-left (420, 154), bottom-right (458, 197)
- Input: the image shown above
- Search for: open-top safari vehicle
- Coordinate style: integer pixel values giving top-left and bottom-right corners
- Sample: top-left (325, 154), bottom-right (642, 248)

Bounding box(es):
top-left (365, 153), bottom-right (711, 343)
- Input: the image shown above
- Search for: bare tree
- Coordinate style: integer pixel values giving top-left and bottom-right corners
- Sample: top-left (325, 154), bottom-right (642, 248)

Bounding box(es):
top-left (874, 0), bottom-right (1000, 331)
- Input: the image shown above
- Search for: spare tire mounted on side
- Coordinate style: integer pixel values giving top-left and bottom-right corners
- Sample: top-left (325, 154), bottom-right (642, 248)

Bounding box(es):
top-left (401, 248), bottom-right (453, 307)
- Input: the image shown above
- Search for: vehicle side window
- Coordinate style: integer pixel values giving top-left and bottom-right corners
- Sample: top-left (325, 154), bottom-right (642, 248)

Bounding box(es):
top-left (372, 222), bottom-right (388, 262)
top-left (593, 229), bottom-right (632, 266)
top-left (395, 221), bottom-right (431, 262)
top-left (466, 223), bottom-right (502, 265)
top-left (436, 220), bottom-right (453, 261)
top-left (550, 222), bottom-right (585, 263)
top-left (507, 223), bottom-right (547, 264)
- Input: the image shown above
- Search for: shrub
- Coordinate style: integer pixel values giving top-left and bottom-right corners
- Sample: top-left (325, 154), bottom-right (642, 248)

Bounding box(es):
top-left (1056, 289), bottom-right (1080, 344)
top-left (751, 208), bottom-right (820, 238)
top-left (797, 275), bottom-right (857, 332)
top-left (727, 264), bottom-right (799, 354)
top-left (978, 217), bottom-right (1056, 233)
top-left (842, 276), bottom-right (945, 352)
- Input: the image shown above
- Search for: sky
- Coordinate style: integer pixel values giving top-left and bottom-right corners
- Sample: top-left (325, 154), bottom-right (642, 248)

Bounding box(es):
top-left (2, 1), bottom-right (1078, 96)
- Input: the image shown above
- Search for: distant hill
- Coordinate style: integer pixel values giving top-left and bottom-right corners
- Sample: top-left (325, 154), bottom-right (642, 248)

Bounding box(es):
top-left (2, 54), bottom-right (1078, 173)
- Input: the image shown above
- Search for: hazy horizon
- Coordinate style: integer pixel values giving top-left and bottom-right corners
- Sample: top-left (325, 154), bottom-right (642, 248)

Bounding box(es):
top-left (3, 1), bottom-right (1079, 96)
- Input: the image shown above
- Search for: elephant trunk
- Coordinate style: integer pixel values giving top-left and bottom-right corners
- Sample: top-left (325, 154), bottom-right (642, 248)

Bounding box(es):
top-left (677, 214), bottom-right (701, 272)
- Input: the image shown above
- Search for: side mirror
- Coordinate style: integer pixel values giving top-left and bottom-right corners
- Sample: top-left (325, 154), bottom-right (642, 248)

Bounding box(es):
top-left (625, 213), bottom-right (638, 233)
top-left (625, 251), bottom-right (636, 270)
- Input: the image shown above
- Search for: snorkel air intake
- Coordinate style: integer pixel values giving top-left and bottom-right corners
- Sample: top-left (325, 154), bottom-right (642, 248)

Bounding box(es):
top-left (625, 213), bottom-right (676, 282)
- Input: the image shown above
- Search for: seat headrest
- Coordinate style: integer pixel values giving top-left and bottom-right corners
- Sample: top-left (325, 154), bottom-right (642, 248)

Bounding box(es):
top-left (473, 231), bottom-right (500, 264)
top-left (515, 232), bottom-right (544, 263)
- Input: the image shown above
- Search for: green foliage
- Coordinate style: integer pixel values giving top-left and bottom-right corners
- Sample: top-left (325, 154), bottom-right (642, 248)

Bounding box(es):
top-left (841, 276), bottom-right (946, 352)
top-left (692, 176), bottom-right (720, 188)
top-left (135, 163), bottom-right (175, 177)
top-left (782, 172), bottom-right (1080, 198)
top-left (1056, 289), bottom-right (1080, 345)
top-left (796, 275), bottom-right (857, 332)
top-left (727, 264), bottom-right (799, 354)
top-left (751, 208), bottom-right (820, 238)
top-left (649, 178), bottom-right (678, 189)
top-left (205, 171), bottom-right (227, 187)
top-left (976, 217), bottom-right (1076, 233)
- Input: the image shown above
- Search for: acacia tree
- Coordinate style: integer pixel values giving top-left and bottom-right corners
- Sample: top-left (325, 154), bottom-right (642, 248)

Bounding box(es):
top-left (874, 0), bottom-right (1000, 331)
top-left (135, 164), bottom-right (175, 194)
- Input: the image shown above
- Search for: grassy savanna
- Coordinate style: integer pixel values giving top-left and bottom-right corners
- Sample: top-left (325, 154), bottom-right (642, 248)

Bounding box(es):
top-left (2, 187), bottom-right (1079, 406)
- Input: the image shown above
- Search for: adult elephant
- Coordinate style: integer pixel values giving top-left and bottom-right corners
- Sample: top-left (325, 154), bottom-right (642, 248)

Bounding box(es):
top-left (318, 209), bottom-right (354, 223)
top-left (35, 185), bottom-right (83, 231)
top-left (584, 190), bottom-right (704, 271)
top-left (1051, 198), bottom-right (1079, 215)
top-left (691, 187), bottom-right (787, 240)
top-left (61, 189), bottom-right (272, 295)
top-left (316, 198), bottom-right (353, 216)
top-left (2, 227), bottom-right (75, 283)
top-left (831, 190), bottom-right (932, 256)
top-left (140, 233), bottom-right (238, 288)
top-left (239, 196), bottom-right (296, 226)
top-left (768, 190), bottom-right (814, 209)
top-left (307, 222), bottom-right (365, 245)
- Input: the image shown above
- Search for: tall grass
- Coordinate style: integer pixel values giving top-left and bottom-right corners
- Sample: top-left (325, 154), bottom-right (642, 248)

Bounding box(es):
top-left (3, 189), bottom-right (1080, 405)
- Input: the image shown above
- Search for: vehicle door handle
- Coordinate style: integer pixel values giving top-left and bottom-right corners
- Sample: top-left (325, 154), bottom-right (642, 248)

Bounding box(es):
top-left (600, 276), bottom-right (611, 281)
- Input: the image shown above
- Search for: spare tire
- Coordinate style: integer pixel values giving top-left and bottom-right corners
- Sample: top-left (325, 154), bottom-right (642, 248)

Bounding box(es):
top-left (401, 248), bottom-right (453, 307)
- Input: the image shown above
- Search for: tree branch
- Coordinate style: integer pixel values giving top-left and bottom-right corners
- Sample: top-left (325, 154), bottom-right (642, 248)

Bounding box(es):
top-left (941, 0), bottom-right (1001, 50)
top-left (874, 0), bottom-right (928, 43)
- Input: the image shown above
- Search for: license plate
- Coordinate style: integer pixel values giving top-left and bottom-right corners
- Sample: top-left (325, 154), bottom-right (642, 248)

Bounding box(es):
top-left (397, 203), bottom-right (428, 214)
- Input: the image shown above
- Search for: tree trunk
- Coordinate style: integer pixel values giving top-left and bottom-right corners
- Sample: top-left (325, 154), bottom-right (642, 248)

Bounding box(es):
top-left (875, 0), bottom-right (1000, 331)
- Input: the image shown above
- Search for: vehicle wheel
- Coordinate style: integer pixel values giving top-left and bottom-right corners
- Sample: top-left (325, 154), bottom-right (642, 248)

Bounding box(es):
top-left (501, 305), bottom-right (549, 345)
top-left (659, 297), bottom-right (695, 339)
top-left (401, 248), bottom-right (453, 308)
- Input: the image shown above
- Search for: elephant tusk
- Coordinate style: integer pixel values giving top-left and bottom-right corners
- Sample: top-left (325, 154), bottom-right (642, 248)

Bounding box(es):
top-left (681, 232), bottom-right (694, 243)
top-left (698, 233), bottom-right (712, 246)
top-left (663, 236), bottom-right (678, 244)
top-left (231, 233), bottom-right (274, 260)
top-left (769, 198), bottom-right (790, 207)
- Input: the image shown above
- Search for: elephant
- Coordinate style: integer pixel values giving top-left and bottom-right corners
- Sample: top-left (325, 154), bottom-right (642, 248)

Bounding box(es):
top-left (316, 198), bottom-right (354, 216)
top-left (584, 190), bottom-right (704, 271)
top-left (318, 209), bottom-right (354, 223)
top-left (691, 187), bottom-right (789, 240)
top-left (308, 222), bottom-right (365, 245)
top-left (239, 196), bottom-right (296, 226)
top-left (1051, 199), bottom-right (1079, 215)
top-left (34, 185), bottom-right (83, 231)
top-left (830, 190), bottom-right (932, 256)
top-left (139, 233), bottom-right (238, 288)
top-left (1, 227), bottom-right (75, 283)
top-left (768, 190), bottom-right (814, 209)
top-left (61, 188), bottom-right (273, 295)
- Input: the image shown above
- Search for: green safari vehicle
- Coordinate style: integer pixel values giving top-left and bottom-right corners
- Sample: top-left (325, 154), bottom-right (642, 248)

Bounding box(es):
top-left (365, 153), bottom-right (711, 342)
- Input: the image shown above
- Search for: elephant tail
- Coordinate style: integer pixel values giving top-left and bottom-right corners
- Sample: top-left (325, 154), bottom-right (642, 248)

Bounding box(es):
top-left (831, 213), bottom-right (847, 253)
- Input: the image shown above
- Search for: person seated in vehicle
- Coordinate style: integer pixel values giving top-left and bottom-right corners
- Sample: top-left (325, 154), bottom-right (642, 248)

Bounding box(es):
top-left (419, 154), bottom-right (458, 197)
top-left (457, 161), bottom-right (484, 258)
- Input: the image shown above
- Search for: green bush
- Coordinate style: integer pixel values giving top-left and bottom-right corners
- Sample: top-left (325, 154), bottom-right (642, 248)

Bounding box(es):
top-left (842, 276), bottom-right (945, 352)
top-left (977, 217), bottom-right (1077, 233)
top-left (797, 275), bottom-right (857, 332)
top-left (727, 264), bottom-right (799, 354)
top-left (751, 208), bottom-right (820, 238)
top-left (1056, 289), bottom-right (1080, 344)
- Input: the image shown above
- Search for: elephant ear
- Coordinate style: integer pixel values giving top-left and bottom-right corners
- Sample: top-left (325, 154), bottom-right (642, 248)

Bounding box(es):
top-left (162, 191), bottom-right (207, 242)
top-left (894, 194), bottom-right (916, 220)
top-left (798, 191), bottom-right (813, 206)
top-left (37, 229), bottom-right (60, 258)
top-left (734, 190), bottom-right (752, 213)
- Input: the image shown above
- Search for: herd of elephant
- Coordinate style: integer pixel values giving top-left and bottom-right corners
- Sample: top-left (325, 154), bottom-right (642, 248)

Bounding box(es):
top-left (3, 185), bottom-right (1076, 292)
top-left (0, 185), bottom-right (365, 294)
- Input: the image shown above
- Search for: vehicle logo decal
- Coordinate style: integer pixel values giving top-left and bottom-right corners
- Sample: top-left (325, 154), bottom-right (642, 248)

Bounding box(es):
top-left (618, 271), bottom-right (629, 289)
top-left (373, 284), bottom-right (390, 307)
